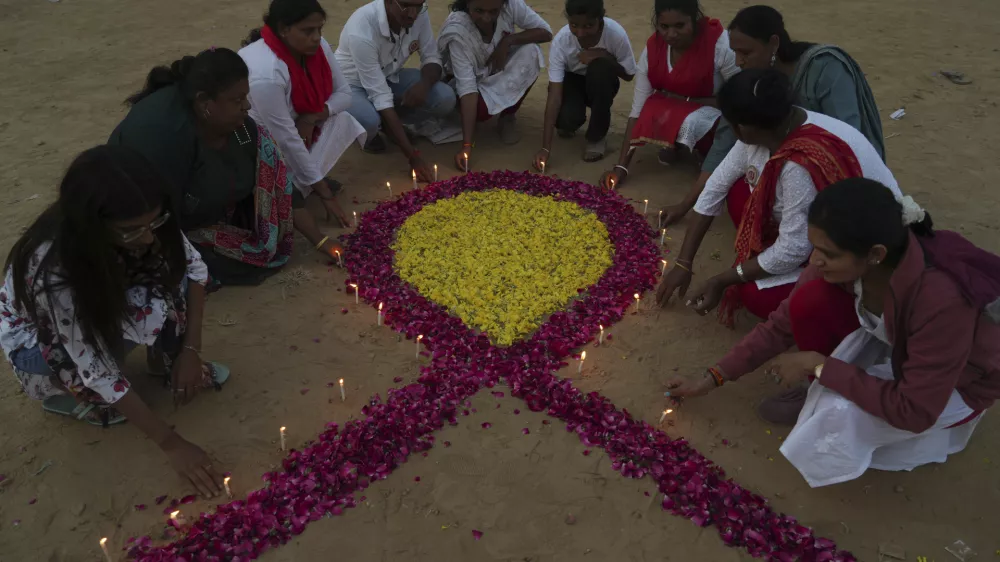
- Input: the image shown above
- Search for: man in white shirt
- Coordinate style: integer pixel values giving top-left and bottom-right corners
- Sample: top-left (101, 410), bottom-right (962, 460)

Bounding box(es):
top-left (336, 0), bottom-right (455, 181)
top-left (532, 0), bottom-right (636, 170)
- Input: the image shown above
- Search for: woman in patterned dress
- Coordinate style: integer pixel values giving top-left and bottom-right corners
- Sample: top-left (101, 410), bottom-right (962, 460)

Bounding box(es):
top-left (0, 146), bottom-right (228, 498)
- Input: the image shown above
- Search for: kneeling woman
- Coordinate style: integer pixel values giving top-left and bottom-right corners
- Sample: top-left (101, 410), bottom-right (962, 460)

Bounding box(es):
top-left (0, 146), bottom-right (228, 497)
top-left (665, 180), bottom-right (1000, 487)
top-left (600, 0), bottom-right (738, 189)
top-left (655, 69), bottom-right (898, 325)
top-left (439, 0), bottom-right (552, 167)
top-left (110, 48), bottom-right (338, 286)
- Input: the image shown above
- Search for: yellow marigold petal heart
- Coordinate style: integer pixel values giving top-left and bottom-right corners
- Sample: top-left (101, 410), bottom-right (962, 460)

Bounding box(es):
top-left (392, 190), bottom-right (613, 346)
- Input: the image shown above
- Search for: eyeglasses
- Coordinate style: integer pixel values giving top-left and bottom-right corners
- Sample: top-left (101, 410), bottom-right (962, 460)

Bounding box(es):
top-left (393, 0), bottom-right (428, 15)
top-left (114, 211), bottom-right (171, 243)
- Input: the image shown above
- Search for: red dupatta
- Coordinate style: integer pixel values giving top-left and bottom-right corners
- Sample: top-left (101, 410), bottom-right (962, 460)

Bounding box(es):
top-left (718, 123), bottom-right (864, 326)
top-left (630, 18), bottom-right (723, 148)
top-left (261, 26), bottom-right (333, 143)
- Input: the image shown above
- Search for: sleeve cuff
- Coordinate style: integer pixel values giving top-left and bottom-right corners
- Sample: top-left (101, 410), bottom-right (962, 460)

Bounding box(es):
top-left (372, 94), bottom-right (395, 112)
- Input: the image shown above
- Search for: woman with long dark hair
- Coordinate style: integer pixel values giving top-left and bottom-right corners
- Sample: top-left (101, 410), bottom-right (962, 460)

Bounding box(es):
top-left (0, 146), bottom-right (228, 497)
top-left (656, 69), bottom-right (897, 325)
top-left (240, 0), bottom-right (365, 212)
top-left (658, 4), bottom-right (885, 227)
top-left (663, 179), bottom-right (1000, 487)
top-left (110, 47), bottom-right (340, 286)
top-left (599, 0), bottom-right (738, 188)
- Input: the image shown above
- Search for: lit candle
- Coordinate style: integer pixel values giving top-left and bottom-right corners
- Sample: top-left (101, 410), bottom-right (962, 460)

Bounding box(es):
top-left (279, 427), bottom-right (287, 451)
top-left (609, 177), bottom-right (615, 189)
top-left (660, 229), bottom-right (667, 245)
top-left (170, 510), bottom-right (187, 527)
top-left (463, 152), bottom-right (469, 173)
top-left (100, 537), bottom-right (111, 562)
top-left (412, 169), bottom-right (417, 190)
top-left (598, 324), bottom-right (604, 345)
top-left (434, 164), bottom-right (438, 182)
top-left (415, 334), bottom-right (423, 358)
top-left (223, 476), bottom-right (232, 498)
top-left (386, 181), bottom-right (392, 199)
top-left (634, 293), bottom-right (641, 313)
top-left (353, 211), bottom-right (358, 228)
top-left (661, 259), bottom-right (668, 275)
top-left (540, 161), bottom-right (546, 175)
top-left (643, 199), bottom-right (649, 214)
top-left (658, 210), bottom-right (663, 228)
top-left (377, 302), bottom-right (383, 326)
top-left (339, 378), bottom-right (346, 402)
top-left (577, 350), bottom-right (586, 374)
top-left (659, 408), bottom-right (673, 423)
top-left (349, 283), bottom-right (359, 304)
top-left (335, 250), bottom-right (343, 267)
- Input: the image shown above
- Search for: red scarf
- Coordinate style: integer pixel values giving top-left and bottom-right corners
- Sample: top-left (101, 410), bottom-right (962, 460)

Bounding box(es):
top-left (630, 18), bottom-right (723, 147)
top-left (261, 26), bottom-right (333, 140)
top-left (718, 124), bottom-right (864, 326)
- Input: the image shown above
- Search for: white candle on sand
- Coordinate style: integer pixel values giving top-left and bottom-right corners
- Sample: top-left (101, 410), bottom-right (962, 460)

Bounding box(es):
top-left (170, 510), bottom-right (187, 527)
top-left (658, 210), bottom-right (663, 228)
top-left (661, 259), bottom-right (668, 275)
top-left (659, 408), bottom-right (673, 423)
top-left (415, 334), bottom-right (423, 358)
top-left (339, 378), bottom-right (346, 402)
top-left (100, 538), bottom-right (112, 562)
top-left (352, 211), bottom-right (358, 228)
top-left (335, 250), bottom-right (343, 267)
top-left (643, 199), bottom-right (649, 214)
top-left (660, 229), bottom-right (667, 245)
top-left (349, 283), bottom-right (359, 304)
top-left (634, 293), bottom-right (641, 313)
top-left (412, 169), bottom-right (418, 190)
top-left (386, 181), bottom-right (392, 199)
top-left (223, 477), bottom-right (232, 498)
top-left (609, 177), bottom-right (615, 189)
top-left (577, 351), bottom-right (586, 374)
top-left (377, 302), bottom-right (384, 326)
top-left (434, 164), bottom-right (438, 182)
top-left (598, 324), bottom-right (604, 345)
top-left (279, 427), bottom-right (287, 451)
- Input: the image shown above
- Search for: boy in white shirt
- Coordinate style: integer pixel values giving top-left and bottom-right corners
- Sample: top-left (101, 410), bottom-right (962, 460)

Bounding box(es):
top-left (336, 0), bottom-right (456, 181)
top-left (532, 0), bottom-right (636, 170)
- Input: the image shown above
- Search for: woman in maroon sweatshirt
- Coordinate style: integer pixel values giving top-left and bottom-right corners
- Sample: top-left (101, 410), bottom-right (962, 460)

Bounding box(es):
top-left (665, 178), bottom-right (1000, 487)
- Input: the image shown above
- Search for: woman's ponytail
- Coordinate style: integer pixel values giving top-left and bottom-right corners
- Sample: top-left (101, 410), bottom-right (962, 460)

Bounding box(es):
top-left (125, 55), bottom-right (196, 106)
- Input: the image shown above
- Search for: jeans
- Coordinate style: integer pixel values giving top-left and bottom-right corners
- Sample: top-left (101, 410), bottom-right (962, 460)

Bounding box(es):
top-left (347, 68), bottom-right (458, 141)
top-left (556, 57), bottom-right (622, 142)
top-left (11, 341), bottom-right (138, 375)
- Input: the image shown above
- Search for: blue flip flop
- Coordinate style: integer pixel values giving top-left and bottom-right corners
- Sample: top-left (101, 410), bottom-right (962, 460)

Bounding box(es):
top-left (204, 361), bottom-right (230, 388)
top-left (41, 395), bottom-right (127, 427)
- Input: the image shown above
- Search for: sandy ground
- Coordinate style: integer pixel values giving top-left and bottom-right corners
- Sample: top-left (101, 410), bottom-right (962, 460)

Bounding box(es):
top-left (1, 0), bottom-right (999, 560)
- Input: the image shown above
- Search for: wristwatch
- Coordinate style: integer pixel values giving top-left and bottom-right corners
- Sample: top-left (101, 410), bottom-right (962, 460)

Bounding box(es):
top-left (814, 363), bottom-right (824, 379)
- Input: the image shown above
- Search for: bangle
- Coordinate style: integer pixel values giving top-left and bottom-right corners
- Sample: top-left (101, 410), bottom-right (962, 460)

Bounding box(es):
top-left (707, 366), bottom-right (725, 387)
top-left (315, 235), bottom-right (330, 250)
top-left (183, 345), bottom-right (201, 356)
top-left (735, 263), bottom-right (747, 283)
top-left (676, 258), bottom-right (693, 265)
top-left (674, 262), bottom-right (693, 274)
top-left (614, 164), bottom-right (629, 176)
top-left (462, 142), bottom-right (475, 148)
top-left (540, 147), bottom-right (550, 153)
top-left (410, 150), bottom-right (421, 158)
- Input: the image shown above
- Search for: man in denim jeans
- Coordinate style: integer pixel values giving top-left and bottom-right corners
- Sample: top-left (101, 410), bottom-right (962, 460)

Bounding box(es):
top-left (335, 0), bottom-right (456, 182)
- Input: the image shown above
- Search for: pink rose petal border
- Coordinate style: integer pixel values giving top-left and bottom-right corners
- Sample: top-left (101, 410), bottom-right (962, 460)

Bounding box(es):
top-left (129, 171), bottom-right (853, 561)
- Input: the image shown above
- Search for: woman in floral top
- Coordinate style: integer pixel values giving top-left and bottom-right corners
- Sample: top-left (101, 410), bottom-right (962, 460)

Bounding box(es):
top-left (0, 146), bottom-right (229, 498)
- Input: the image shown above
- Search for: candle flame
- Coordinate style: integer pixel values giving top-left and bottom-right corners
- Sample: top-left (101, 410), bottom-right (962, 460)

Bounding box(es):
top-left (224, 476), bottom-right (231, 485)
top-left (339, 378), bottom-right (344, 385)
top-left (599, 324), bottom-right (603, 330)
top-left (580, 351), bottom-right (586, 361)
top-left (378, 302), bottom-right (383, 311)
top-left (349, 283), bottom-right (357, 289)
top-left (280, 426), bottom-right (286, 432)
top-left (662, 259), bottom-right (668, 265)
top-left (664, 408), bottom-right (673, 415)
top-left (100, 538), bottom-right (108, 546)
top-left (644, 199), bottom-right (648, 204)
top-left (412, 169), bottom-right (416, 179)
top-left (634, 293), bottom-right (640, 300)
top-left (417, 334), bottom-right (423, 342)
top-left (170, 510), bottom-right (180, 519)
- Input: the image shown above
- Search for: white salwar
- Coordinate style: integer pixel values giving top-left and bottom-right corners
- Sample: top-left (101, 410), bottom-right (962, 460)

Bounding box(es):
top-left (780, 280), bottom-right (984, 488)
top-left (438, 0), bottom-right (550, 116)
top-left (629, 31), bottom-right (739, 150)
top-left (239, 38), bottom-right (366, 196)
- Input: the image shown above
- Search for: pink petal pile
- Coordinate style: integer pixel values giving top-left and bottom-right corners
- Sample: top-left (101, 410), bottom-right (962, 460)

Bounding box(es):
top-left (128, 172), bottom-right (853, 561)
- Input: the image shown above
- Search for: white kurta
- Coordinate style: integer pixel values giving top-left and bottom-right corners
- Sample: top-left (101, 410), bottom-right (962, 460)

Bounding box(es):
top-left (438, 0), bottom-right (550, 116)
top-left (629, 31), bottom-right (739, 149)
top-left (240, 38), bottom-right (366, 193)
top-left (780, 280), bottom-right (983, 488)
top-left (694, 111), bottom-right (900, 290)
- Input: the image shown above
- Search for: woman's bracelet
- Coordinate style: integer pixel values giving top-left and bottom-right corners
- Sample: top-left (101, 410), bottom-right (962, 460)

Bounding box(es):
top-left (735, 263), bottom-right (747, 283)
top-left (183, 345), bottom-right (201, 357)
top-left (706, 366), bottom-right (725, 387)
top-left (540, 147), bottom-right (550, 154)
top-left (614, 164), bottom-right (629, 176)
top-left (674, 262), bottom-right (693, 274)
top-left (315, 235), bottom-right (330, 250)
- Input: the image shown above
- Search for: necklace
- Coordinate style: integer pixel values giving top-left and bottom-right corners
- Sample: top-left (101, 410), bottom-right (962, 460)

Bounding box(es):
top-left (234, 123), bottom-right (252, 146)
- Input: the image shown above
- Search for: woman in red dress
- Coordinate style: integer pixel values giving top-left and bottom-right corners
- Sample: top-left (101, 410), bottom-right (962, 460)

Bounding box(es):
top-left (600, 0), bottom-right (738, 189)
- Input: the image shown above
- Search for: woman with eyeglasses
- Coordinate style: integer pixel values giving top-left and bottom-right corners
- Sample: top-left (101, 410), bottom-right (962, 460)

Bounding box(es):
top-left (0, 146), bottom-right (228, 498)
top-left (438, 0), bottom-right (552, 168)
top-left (336, 0), bottom-right (457, 181)
top-left (110, 48), bottom-right (340, 287)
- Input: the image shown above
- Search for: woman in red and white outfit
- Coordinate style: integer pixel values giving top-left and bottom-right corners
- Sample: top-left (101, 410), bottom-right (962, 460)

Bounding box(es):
top-left (239, 0), bottom-right (365, 246)
top-left (600, 0), bottom-right (738, 189)
top-left (656, 68), bottom-right (899, 326)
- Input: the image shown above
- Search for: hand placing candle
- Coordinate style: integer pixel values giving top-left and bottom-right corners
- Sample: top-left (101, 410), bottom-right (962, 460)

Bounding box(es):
top-left (540, 160), bottom-right (546, 175)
